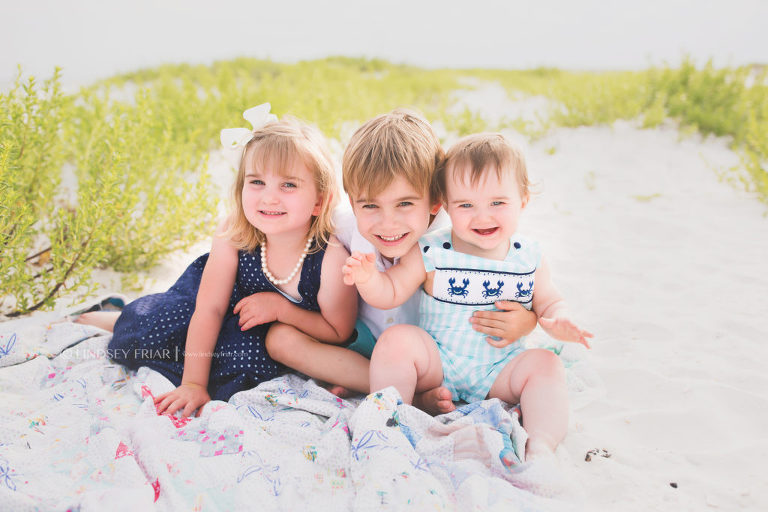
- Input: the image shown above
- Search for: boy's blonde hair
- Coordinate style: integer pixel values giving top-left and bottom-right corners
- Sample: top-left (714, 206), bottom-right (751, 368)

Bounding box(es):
top-left (226, 117), bottom-right (337, 253)
top-left (342, 108), bottom-right (443, 202)
top-left (437, 133), bottom-right (529, 200)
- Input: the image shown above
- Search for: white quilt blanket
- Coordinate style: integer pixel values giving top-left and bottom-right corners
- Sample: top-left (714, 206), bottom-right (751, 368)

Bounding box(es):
top-left (0, 316), bottom-right (580, 511)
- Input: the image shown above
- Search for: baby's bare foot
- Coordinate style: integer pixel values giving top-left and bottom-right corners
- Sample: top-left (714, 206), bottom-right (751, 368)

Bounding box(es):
top-left (525, 438), bottom-right (556, 462)
top-left (414, 386), bottom-right (455, 415)
top-left (74, 311), bottom-right (121, 332)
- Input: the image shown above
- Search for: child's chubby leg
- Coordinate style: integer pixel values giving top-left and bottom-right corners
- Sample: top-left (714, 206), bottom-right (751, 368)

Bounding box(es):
top-left (265, 323), bottom-right (370, 394)
top-left (74, 311), bottom-right (121, 332)
top-left (487, 348), bottom-right (568, 460)
top-left (369, 324), bottom-right (444, 405)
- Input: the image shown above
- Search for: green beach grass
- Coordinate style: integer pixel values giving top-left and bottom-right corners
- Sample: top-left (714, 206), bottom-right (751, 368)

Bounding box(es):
top-left (1, 57), bottom-right (766, 315)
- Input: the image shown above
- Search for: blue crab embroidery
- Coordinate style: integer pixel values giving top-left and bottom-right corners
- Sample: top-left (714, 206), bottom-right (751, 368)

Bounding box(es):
top-left (481, 280), bottom-right (504, 298)
top-left (447, 277), bottom-right (470, 298)
top-left (515, 280), bottom-right (534, 298)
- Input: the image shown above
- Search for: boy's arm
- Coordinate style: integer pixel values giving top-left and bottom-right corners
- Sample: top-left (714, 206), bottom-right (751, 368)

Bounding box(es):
top-left (343, 244), bottom-right (426, 310)
top-left (531, 256), bottom-right (593, 347)
top-left (234, 238), bottom-right (358, 343)
top-left (470, 301), bottom-right (538, 347)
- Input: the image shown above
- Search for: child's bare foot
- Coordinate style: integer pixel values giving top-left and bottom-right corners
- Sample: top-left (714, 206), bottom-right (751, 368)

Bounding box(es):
top-left (326, 384), bottom-right (354, 398)
top-left (525, 438), bottom-right (556, 461)
top-left (74, 311), bottom-right (121, 332)
top-left (315, 380), bottom-right (357, 398)
top-left (413, 386), bottom-right (455, 415)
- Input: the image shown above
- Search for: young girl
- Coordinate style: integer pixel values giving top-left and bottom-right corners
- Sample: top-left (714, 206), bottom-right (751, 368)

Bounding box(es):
top-left (78, 106), bottom-right (357, 417)
top-left (343, 133), bottom-right (592, 460)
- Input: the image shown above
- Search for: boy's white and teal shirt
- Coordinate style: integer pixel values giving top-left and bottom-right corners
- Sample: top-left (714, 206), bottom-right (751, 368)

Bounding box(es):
top-left (333, 206), bottom-right (451, 340)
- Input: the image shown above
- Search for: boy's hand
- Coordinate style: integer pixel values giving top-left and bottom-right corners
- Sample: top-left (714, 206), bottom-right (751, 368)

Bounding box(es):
top-left (234, 292), bottom-right (285, 330)
top-left (342, 252), bottom-right (377, 286)
top-left (471, 301), bottom-right (537, 348)
top-left (539, 316), bottom-right (593, 348)
top-left (154, 382), bottom-right (210, 418)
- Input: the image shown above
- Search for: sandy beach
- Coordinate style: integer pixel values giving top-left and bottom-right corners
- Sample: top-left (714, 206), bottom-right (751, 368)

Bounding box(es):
top-left (452, 84), bottom-right (768, 510)
top-left (495, 91), bottom-right (768, 510)
top-left (28, 82), bottom-right (768, 510)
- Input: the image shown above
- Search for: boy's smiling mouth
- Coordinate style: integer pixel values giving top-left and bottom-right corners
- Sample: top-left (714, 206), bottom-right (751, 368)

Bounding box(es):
top-left (473, 227), bottom-right (499, 236)
top-left (376, 233), bottom-right (408, 243)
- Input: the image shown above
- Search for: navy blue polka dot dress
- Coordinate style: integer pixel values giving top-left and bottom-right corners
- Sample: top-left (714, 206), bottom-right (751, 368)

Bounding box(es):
top-left (108, 245), bottom-right (325, 401)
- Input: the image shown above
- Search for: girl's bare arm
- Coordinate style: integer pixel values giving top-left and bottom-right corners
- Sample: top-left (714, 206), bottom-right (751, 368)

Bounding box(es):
top-left (155, 220), bottom-right (238, 416)
top-left (181, 223), bottom-right (239, 387)
top-left (274, 237), bottom-right (358, 343)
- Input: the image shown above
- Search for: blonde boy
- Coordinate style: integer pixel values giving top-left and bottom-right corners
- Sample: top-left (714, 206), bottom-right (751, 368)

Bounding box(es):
top-left (345, 133), bottom-right (592, 456)
top-left (267, 113), bottom-right (537, 411)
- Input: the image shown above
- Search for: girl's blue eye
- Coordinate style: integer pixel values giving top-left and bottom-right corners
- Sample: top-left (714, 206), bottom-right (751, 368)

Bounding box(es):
top-left (282, 182), bottom-right (297, 188)
top-left (491, 201), bottom-right (504, 206)
top-left (250, 179), bottom-right (264, 185)
top-left (398, 201), bottom-right (413, 207)
top-left (458, 203), bottom-right (472, 208)
top-left (361, 204), bottom-right (378, 209)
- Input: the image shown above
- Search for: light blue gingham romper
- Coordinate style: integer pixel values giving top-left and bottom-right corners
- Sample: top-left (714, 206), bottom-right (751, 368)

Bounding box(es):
top-left (418, 227), bottom-right (541, 403)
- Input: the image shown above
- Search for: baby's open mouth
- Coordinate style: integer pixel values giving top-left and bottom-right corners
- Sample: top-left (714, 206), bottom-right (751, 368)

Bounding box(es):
top-left (473, 227), bottom-right (498, 236)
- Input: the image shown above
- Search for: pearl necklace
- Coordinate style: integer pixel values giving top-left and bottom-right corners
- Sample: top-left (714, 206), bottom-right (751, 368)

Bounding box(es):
top-left (261, 237), bottom-right (313, 286)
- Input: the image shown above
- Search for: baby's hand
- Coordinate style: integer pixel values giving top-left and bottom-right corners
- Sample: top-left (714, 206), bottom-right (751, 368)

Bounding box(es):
top-left (234, 292), bottom-right (284, 331)
top-left (539, 316), bottom-right (593, 348)
top-left (342, 252), bottom-right (377, 286)
top-left (472, 301), bottom-right (538, 348)
top-left (154, 382), bottom-right (210, 418)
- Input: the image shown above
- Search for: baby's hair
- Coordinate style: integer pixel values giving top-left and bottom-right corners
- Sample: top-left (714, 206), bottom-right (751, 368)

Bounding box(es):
top-left (342, 108), bottom-right (444, 202)
top-left (225, 116), bottom-right (338, 253)
top-left (437, 133), bottom-right (529, 201)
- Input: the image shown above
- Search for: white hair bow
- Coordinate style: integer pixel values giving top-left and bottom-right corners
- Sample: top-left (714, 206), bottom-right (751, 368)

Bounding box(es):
top-left (220, 103), bottom-right (278, 149)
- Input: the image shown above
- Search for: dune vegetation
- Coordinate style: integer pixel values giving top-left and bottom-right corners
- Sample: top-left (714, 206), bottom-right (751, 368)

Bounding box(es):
top-left (1, 57), bottom-right (766, 315)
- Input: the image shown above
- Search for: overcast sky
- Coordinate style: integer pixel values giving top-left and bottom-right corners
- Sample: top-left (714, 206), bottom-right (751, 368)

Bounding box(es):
top-left (2, 0), bottom-right (767, 89)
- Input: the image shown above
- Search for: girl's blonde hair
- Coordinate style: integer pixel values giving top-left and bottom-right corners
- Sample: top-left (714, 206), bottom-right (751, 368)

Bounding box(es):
top-left (437, 133), bottom-right (529, 201)
top-left (225, 116), bottom-right (337, 253)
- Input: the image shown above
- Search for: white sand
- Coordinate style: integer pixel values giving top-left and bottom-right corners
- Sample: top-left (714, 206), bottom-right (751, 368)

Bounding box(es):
top-left (40, 83), bottom-right (768, 510)
top-left (469, 86), bottom-right (768, 510)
